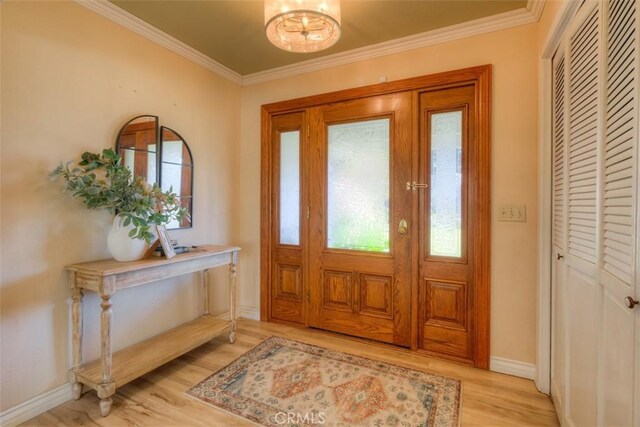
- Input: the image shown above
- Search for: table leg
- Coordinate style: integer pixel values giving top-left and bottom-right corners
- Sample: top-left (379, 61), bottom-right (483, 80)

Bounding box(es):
top-left (203, 269), bottom-right (210, 316)
top-left (229, 251), bottom-right (238, 343)
top-left (70, 278), bottom-right (83, 400)
top-left (98, 292), bottom-right (115, 416)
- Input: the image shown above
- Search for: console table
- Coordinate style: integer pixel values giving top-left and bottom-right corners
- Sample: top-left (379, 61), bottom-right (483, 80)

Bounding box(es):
top-left (65, 245), bottom-right (240, 416)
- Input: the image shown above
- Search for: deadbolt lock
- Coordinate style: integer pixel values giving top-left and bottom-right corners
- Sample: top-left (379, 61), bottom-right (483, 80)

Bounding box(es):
top-left (398, 219), bottom-right (408, 235)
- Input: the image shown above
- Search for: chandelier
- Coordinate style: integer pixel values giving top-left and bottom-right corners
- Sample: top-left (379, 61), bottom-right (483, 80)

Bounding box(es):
top-left (264, 0), bottom-right (341, 53)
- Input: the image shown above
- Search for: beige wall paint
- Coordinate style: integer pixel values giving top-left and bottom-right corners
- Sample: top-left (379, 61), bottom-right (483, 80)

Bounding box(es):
top-left (0, 1), bottom-right (241, 410)
top-left (239, 23), bottom-right (540, 364)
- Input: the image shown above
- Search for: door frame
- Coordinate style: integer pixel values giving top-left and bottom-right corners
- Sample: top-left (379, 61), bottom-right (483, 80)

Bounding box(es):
top-left (260, 65), bottom-right (492, 368)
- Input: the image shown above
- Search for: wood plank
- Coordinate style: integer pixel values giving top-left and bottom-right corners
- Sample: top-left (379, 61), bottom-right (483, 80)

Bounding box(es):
top-left (78, 316), bottom-right (229, 389)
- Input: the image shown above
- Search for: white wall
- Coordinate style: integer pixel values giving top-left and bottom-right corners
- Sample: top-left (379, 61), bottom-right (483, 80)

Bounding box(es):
top-left (0, 1), bottom-right (241, 410)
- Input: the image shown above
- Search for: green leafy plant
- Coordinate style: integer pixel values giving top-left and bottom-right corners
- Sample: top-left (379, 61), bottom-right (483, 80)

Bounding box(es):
top-left (50, 148), bottom-right (188, 243)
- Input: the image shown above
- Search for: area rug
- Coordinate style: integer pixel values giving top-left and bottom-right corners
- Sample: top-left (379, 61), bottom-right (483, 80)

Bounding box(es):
top-left (186, 336), bottom-right (461, 426)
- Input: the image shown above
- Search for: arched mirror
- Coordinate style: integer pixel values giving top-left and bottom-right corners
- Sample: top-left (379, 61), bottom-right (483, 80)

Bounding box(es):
top-left (116, 116), bottom-right (194, 229)
top-left (160, 127), bottom-right (193, 228)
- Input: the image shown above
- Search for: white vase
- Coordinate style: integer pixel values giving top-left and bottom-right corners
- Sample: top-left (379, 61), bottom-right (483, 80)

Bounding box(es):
top-left (107, 215), bottom-right (148, 262)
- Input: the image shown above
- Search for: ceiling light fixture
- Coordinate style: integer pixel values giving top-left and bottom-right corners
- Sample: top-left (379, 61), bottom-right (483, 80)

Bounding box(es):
top-left (265, 0), bottom-right (341, 53)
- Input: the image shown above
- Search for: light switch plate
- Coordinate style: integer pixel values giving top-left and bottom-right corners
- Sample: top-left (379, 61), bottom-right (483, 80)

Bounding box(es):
top-left (498, 204), bottom-right (526, 222)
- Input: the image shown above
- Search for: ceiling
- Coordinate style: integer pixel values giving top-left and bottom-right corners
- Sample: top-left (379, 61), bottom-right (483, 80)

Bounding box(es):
top-left (110, 0), bottom-right (528, 76)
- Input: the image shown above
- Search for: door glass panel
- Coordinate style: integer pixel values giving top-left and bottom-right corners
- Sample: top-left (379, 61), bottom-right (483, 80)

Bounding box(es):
top-left (279, 131), bottom-right (300, 245)
top-left (327, 119), bottom-right (390, 252)
top-left (430, 111), bottom-right (462, 257)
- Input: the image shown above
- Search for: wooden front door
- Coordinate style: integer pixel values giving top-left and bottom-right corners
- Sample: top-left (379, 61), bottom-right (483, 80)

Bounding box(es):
top-left (261, 66), bottom-right (491, 367)
top-left (307, 93), bottom-right (412, 346)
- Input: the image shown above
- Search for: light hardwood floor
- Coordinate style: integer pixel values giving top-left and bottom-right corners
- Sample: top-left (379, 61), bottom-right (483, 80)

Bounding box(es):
top-left (24, 318), bottom-right (558, 426)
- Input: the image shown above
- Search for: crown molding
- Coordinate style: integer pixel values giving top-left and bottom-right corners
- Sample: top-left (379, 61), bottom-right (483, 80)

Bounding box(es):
top-left (527, 0), bottom-right (546, 21)
top-left (242, 5), bottom-right (542, 86)
top-left (74, 0), bottom-right (242, 85)
top-left (76, 0), bottom-right (545, 87)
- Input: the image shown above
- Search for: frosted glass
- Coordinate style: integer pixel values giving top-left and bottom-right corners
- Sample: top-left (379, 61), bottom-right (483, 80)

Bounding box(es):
top-left (430, 111), bottom-right (462, 257)
top-left (327, 119), bottom-right (390, 252)
top-left (279, 131), bottom-right (300, 245)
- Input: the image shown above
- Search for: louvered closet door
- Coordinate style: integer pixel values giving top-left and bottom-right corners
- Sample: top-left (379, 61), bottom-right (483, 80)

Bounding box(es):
top-left (551, 46), bottom-right (568, 419)
top-left (599, 0), bottom-right (638, 424)
top-left (550, 0), bottom-right (640, 425)
top-left (565, 5), bottom-right (601, 425)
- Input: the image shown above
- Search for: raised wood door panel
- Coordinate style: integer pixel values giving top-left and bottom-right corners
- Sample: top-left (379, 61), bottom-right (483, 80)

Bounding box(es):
top-left (418, 85), bottom-right (479, 364)
top-left (308, 92), bottom-right (412, 346)
top-left (269, 112), bottom-right (307, 324)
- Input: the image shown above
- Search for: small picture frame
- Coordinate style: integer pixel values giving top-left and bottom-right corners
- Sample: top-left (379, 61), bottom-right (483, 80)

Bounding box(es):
top-left (156, 225), bottom-right (176, 259)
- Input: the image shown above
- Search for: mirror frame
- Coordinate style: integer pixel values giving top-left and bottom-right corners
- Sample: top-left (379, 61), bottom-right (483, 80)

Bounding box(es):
top-left (115, 115), bottom-right (194, 230)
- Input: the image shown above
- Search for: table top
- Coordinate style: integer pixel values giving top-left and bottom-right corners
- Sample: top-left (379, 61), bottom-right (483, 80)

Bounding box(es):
top-left (65, 244), bottom-right (240, 276)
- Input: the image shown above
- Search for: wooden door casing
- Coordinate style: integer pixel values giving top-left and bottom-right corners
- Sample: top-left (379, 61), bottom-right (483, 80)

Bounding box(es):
top-left (261, 65), bottom-right (491, 369)
top-left (308, 93), bottom-right (413, 346)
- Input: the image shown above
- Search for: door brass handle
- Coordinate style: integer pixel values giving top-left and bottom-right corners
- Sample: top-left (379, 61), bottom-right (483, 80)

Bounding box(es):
top-left (624, 296), bottom-right (639, 309)
top-left (398, 219), bottom-right (408, 235)
top-left (406, 182), bottom-right (429, 191)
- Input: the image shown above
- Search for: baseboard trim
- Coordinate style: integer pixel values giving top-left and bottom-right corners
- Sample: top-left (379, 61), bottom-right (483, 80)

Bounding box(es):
top-left (216, 306), bottom-right (260, 321)
top-left (0, 383), bottom-right (73, 427)
top-left (490, 356), bottom-right (536, 380)
top-left (239, 306), bottom-right (260, 320)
